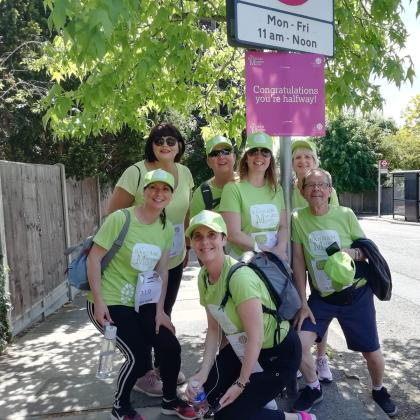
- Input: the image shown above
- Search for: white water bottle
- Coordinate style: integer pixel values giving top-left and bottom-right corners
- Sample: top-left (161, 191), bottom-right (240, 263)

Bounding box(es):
top-left (189, 380), bottom-right (209, 418)
top-left (96, 324), bottom-right (117, 380)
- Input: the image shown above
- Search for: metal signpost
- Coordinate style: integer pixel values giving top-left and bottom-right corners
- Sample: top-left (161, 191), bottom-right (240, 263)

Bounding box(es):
top-left (378, 159), bottom-right (389, 217)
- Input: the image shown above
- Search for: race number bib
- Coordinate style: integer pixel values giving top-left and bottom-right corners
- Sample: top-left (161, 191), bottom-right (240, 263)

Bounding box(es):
top-left (135, 271), bottom-right (162, 311)
top-left (169, 223), bottom-right (184, 258)
top-left (251, 231), bottom-right (277, 248)
top-left (226, 332), bottom-right (263, 373)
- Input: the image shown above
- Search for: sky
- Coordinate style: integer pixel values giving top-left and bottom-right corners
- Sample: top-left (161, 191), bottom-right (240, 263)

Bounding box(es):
top-left (378, 0), bottom-right (420, 126)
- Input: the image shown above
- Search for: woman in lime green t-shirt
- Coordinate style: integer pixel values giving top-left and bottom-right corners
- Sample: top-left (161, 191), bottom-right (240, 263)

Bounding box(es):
top-left (106, 122), bottom-right (193, 391)
top-left (185, 210), bottom-right (312, 420)
top-left (219, 132), bottom-right (288, 260)
top-left (87, 169), bottom-right (195, 420)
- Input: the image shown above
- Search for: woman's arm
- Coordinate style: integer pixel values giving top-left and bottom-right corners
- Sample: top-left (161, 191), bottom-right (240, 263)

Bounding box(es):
top-left (87, 244), bottom-right (113, 326)
top-left (106, 187), bottom-right (134, 215)
top-left (273, 209), bottom-right (288, 259)
top-left (222, 212), bottom-right (257, 251)
top-left (155, 250), bottom-right (175, 334)
top-left (218, 298), bottom-right (263, 408)
top-left (292, 242), bottom-right (315, 331)
top-left (186, 309), bottom-right (221, 400)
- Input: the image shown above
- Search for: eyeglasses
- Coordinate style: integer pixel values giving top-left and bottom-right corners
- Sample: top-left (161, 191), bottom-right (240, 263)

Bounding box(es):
top-left (247, 148), bottom-right (271, 158)
top-left (153, 136), bottom-right (178, 147)
top-left (303, 182), bottom-right (330, 189)
top-left (208, 148), bottom-right (233, 158)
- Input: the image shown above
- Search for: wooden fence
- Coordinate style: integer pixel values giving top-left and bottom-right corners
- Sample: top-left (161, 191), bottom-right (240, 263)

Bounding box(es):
top-left (0, 161), bottom-right (111, 335)
top-left (338, 188), bottom-right (393, 214)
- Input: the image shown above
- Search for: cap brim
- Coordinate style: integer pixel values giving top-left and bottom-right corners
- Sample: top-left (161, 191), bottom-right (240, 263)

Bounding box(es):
top-left (292, 140), bottom-right (316, 153)
top-left (186, 221), bottom-right (226, 238)
top-left (207, 141), bottom-right (233, 155)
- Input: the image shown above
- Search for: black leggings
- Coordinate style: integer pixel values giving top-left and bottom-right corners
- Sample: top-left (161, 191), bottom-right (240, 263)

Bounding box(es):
top-left (87, 301), bottom-right (181, 409)
top-left (204, 328), bottom-right (302, 420)
top-left (148, 262), bottom-right (184, 370)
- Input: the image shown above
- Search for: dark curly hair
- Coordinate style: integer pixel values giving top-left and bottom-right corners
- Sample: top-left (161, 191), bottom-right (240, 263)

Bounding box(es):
top-left (144, 122), bottom-right (185, 162)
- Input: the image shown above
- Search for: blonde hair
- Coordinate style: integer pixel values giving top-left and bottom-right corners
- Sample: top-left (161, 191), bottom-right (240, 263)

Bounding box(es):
top-left (292, 147), bottom-right (319, 169)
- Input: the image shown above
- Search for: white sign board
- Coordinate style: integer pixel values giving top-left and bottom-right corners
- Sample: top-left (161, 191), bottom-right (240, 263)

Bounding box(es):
top-left (233, 0), bottom-right (334, 56)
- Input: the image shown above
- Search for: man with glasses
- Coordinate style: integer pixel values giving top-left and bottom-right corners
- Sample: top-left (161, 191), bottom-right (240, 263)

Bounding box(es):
top-left (190, 135), bottom-right (236, 217)
top-left (291, 168), bottom-right (397, 417)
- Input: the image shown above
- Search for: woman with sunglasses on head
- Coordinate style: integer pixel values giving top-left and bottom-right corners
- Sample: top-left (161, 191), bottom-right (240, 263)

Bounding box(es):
top-left (219, 132), bottom-right (288, 260)
top-left (87, 170), bottom-right (196, 420)
top-left (185, 210), bottom-right (314, 420)
top-left (107, 122), bottom-right (194, 396)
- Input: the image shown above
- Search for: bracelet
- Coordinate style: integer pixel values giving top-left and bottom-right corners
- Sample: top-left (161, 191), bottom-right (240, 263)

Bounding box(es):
top-left (233, 380), bottom-right (247, 390)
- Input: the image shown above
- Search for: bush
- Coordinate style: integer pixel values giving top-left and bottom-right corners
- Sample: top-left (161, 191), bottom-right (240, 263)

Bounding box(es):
top-left (0, 265), bottom-right (11, 354)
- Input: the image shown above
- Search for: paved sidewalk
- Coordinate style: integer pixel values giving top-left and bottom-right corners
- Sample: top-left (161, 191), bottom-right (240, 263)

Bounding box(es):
top-left (0, 257), bottom-right (389, 420)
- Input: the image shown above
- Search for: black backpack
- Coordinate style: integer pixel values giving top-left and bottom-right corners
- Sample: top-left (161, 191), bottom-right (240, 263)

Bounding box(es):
top-left (200, 181), bottom-right (221, 210)
top-left (220, 251), bottom-right (301, 327)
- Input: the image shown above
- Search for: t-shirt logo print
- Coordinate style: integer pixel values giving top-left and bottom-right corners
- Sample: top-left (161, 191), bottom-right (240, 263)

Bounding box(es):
top-left (250, 204), bottom-right (279, 229)
top-left (131, 243), bottom-right (162, 272)
top-left (120, 283), bottom-right (135, 305)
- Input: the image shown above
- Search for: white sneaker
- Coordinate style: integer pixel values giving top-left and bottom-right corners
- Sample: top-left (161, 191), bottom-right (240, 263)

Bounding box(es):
top-left (264, 399), bottom-right (278, 410)
top-left (316, 355), bottom-right (333, 383)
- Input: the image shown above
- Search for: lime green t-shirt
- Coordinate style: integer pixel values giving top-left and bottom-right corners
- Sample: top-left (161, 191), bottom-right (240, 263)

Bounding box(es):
top-left (116, 160), bottom-right (194, 269)
top-left (292, 185), bottom-right (339, 210)
top-left (190, 179), bottom-right (223, 217)
top-left (87, 207), bottom-right (174, 306)
top-left (291, 205), bottom-right (366, 296)
top-left (198, 256), bottom-right (289, 348)
top-left (219, 181), bottom-right (286, 257)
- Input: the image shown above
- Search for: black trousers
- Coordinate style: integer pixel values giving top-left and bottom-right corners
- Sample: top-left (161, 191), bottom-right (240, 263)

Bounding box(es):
top-left (87, 301), bottom-right (181, 408)
top-left (204, 328), bottom-right (302, 420)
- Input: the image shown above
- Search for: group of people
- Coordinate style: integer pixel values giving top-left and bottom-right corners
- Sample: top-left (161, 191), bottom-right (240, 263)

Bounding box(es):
top-left (86, 122), bottom-right (397, 420)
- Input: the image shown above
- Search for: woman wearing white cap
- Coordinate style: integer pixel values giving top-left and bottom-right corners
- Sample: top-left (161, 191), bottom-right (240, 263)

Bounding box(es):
top-left (219, 132), bottom-right (288, 260)
top-left (87, 170), bottom-right (196, 420)
top-left (185, 210), bottom-right (315, 420)
top-left (107, 122), bottom-right (193, 394)
top-left (291, 139), bottom-right (338, 383)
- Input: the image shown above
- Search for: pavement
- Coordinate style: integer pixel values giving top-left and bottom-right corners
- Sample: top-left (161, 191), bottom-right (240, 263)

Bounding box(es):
top-left (0, 254), bottom-right (394, 420)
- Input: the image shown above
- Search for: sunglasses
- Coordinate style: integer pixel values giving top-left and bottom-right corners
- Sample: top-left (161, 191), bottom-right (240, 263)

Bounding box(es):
top-left (247, 148), bottom-right (271, 158)
top-left (153, 136), bottom-right (178, 147)
top-left (208, 148), bottom-right (233, 158)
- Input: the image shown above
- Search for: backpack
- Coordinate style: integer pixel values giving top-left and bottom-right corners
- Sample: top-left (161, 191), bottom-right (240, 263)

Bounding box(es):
top-left (200, 181), bottom-right (221, 210)
top-left (65, 208), bottom-right (130, 290)
top-left (220, 251), bottom-right (301, 324)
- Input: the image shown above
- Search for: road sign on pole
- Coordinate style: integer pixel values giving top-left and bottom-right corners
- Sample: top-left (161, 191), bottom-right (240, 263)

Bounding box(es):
top-left (227, 0), bottom-right (334, 56)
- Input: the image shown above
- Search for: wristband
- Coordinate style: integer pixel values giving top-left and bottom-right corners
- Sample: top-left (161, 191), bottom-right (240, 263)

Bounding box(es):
top-left (233, 380), bottom-right (247, 390)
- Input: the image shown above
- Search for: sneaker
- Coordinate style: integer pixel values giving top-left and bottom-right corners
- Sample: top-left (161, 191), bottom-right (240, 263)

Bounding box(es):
top-left (161, 397), bottom-right (197, 419)
top-left (264, 399), bottom-right (278, 410)
top-left (110, 405), bottom-right (145, 420)
top-left (155, 367), bottom-right (186, 385)
top-left (372, 387), bottom-right (397, 417)
top-left (297, 412), bottom-right (317, 420)
top-left (133, 369), bottom-right (163, 397)
top-left (316, 355), bottom-right (333, 383)
top-left (293, 385), bottom-right (323, 412)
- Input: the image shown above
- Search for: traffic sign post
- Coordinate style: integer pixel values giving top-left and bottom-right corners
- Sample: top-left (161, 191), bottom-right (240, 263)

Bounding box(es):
top-left (227, 0), bottom-right (334, 56)
top-left (378, 160), bottom-right (389, 217)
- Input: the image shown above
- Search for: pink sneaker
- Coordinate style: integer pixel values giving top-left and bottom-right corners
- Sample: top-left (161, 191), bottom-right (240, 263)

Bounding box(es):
top-left (297, 411), bottom-right (317, 420)
top-left (133, 369), bottom-right (163, 397)
top-left (316, 355), bottom-right (333, 383)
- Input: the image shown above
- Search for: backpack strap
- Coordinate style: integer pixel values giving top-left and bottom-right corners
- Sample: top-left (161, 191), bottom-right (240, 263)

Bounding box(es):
top-left (100, 208), bottom-right (130, 272)
top-left (134, 164), bottom-right (142, 193)
top-left (200, 181), bottom-right (221, 210)
top-left (219, 262), bottom-right (246, 310)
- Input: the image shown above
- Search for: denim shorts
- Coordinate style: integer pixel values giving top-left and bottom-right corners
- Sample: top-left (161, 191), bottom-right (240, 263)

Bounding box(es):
top-left (301, 285), bottom-right (380, 352)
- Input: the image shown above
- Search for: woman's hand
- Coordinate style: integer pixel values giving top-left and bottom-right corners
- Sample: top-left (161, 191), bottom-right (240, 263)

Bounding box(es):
top-left (155, 309), bottom-right (175, 335)
top-left (293, 302), bottom-right (315, 331)
top-left (219, 383), bottom-right (244, 409)
top-left (185, 372), bottom-right (207, 401)
top-left (94, 299), bottom-right (113, 326)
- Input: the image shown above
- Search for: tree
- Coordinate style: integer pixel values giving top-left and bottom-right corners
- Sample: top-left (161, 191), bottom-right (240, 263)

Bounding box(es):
top-left (314, 114), bottom-right (397, 193)
top-left (381, 95), bottom-right (420, 170)
top-left (36, 0), bottom-right (419, 141)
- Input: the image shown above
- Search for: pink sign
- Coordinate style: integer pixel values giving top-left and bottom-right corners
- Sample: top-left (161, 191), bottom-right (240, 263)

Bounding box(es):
top-left (245, 51), bottom-right (325, 137)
